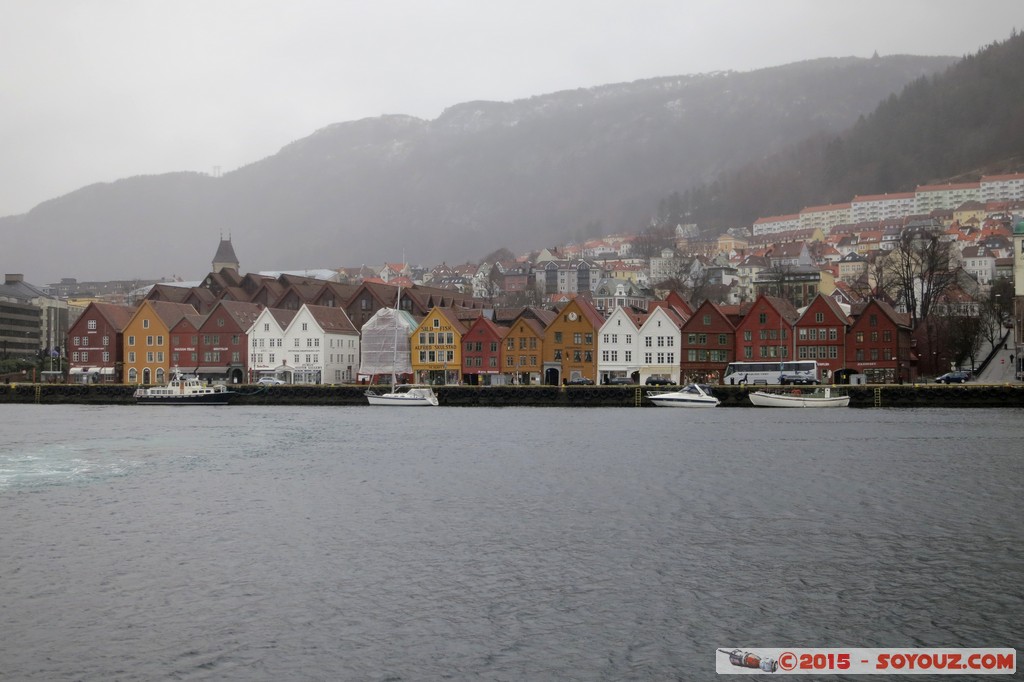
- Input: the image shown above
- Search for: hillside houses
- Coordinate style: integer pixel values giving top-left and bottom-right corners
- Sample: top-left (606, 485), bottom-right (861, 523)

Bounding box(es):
top-left (19, 169), bottom-right (1024, 387)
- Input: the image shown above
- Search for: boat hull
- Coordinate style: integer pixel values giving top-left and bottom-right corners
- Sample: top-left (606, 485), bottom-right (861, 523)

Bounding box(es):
top-left (365, 387), bottom-right (438, 406)
top-left (748, 390), bottom-right (849, 408)
top-left (647, 395), bottom-right (719, 407)
top-left (647, 383), bottom-right (720, 407)
top-left (135, 392), bottom-right (234, 405)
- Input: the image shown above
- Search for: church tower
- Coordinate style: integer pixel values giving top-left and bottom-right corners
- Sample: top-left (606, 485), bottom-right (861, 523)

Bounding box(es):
top-left (212, 234), bottom-right (240, 273)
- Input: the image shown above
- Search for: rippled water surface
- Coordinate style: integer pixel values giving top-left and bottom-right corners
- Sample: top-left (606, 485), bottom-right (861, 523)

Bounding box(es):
top-left (1, 405), bottom-right (1020, 680)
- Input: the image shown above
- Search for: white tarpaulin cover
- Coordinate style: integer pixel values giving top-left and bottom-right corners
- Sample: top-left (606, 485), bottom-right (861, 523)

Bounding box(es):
top-left (358, 307), bottom-right (416, 378)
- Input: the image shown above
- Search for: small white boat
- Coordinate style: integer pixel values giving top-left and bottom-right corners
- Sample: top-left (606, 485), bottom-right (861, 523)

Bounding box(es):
top-left (365, 384), bottom-right (439, 407)
top-left (134, 369), bottom-right (234, 405)
top-left (748, 386), bottom-right (849, 408)
top-left (647, 383), bottom-right (720, 407)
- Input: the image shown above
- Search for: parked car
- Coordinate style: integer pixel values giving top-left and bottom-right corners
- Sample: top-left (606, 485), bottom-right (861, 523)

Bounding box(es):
top-left (257, 376), bottom-right (285, 385)
top-left (565, 376), bottom-right (594, 385)
top-left (645, 376), bottom-right (673, 386)
top-left (935, 371), bottom-right (970, 384)
top-left (607, 376), bottom-right (635, 385)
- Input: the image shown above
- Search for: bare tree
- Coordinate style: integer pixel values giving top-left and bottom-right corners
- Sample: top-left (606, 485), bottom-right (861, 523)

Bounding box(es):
top-left (884, 228), bottom-right (956, 328)
top-left (632, 224), bottom-right (674, 260)
top-left (946, 314), bottom-right (984, 371)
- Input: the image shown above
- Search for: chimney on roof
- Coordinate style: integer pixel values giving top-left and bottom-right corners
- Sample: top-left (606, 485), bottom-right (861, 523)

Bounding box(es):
top-left (5, 274), bottom-right (24, 285)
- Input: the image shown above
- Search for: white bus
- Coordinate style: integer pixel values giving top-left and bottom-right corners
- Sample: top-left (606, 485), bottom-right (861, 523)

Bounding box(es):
top-left (722, 360), bottom-right (819, 385)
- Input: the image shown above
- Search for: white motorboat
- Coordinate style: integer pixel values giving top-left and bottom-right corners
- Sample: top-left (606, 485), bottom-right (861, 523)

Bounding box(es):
top-left (365, 384), bottom-right (439, 406)
top-left (647, 383), bottom-right (720, 407)
top-left (748, 386), bottom-right (850, 408)
top-left (134, 369), bottom-right (234, 405)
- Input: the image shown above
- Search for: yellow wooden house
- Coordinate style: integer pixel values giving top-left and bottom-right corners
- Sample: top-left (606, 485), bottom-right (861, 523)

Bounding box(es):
top-left (122, 300), bottom-right (199, 385)
top-left (410, 307), bottom-right (466, 385)
top-left (502, 309), bottom-right (556, 385)
top-left (542, 297), bottom-right (605, 384)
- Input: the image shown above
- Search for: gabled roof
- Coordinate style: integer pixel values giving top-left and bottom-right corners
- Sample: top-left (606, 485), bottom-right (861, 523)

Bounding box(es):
top-left (268, 308), bottom-right (298, 329)
top-left (738, 295), bottom-right (800, 325)
top-left (429, 307), bottom-right (469, 334)
top-left (464, 314), bottom-right (509, 339)
top-left (849, 298), bottom-right (912, 329)
top-left (682, 299), bottom-right (737, 331)
top-left (572, 295), bottom-right (606, 329)
top-left (87, 302), bottom-right (136, 331)
top-left (802, 293), bottom-right (852, 325)
top-left (303, 305), bottom-right (358, 335)
top-left (145, 301), bottom-right (200, 329)
top-left (144, 283), bottom-right (193, 304)
top-left (174, 312), bottom-right (207, 330)
top-left (211, 300), bottom-right (264, 331)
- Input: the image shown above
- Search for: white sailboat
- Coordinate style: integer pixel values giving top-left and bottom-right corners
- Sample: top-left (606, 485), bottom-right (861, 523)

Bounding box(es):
top-left (362, 286), bottom-right (438, 407)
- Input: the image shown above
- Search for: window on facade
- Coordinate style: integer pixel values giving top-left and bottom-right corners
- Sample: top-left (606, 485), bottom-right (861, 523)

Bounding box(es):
top-left (87, 320), bottom-right (97, 330)
top-left (815, 312), bottom-right (824, 323)
top-left (759, 313), bottom-right (767, 324)
top-left (554, 332), bottom-right (562, 343)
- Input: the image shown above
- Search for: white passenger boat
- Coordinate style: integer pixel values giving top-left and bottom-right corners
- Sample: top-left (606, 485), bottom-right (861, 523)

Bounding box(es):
top-left (748, 386), bottom-right (849, 408)
top-left (647, 383), bottom-right (720, 407)
top-left (134, 369), bottom-right (234, 405)
top-left (365, 384), bottom-right (439, 406)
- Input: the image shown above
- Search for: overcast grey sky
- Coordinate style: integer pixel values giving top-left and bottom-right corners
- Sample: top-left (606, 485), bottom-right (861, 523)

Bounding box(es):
top-left (0, 0), bottom-right (1019, 218)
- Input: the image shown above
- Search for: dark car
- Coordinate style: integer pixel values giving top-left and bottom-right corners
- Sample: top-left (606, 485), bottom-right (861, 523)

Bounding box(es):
top-left (645, 376), bottom-right (673, 386)
top-left (935, 371), bottom-right (970, 384)
top-left (607, 376), bottom-right (635, 385)
top-left (565, 376), bottom-right (594, 385)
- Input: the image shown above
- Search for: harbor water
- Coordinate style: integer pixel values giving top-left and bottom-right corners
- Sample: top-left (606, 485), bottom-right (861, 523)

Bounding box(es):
top-left (1, 405), bottom-right (1020, 680)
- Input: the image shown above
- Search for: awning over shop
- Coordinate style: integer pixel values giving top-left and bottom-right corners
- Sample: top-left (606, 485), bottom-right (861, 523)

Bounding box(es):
top-left (69, 367), bottom-right (115, 375)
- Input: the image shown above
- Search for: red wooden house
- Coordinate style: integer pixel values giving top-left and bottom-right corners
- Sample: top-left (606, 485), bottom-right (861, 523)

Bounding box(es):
top-left (679, 299), bottom-right (737, 383)
top-left (847, 298), bottom-right (915, 383)
top-left (734, 295), bottom-right (800, 363)
top-left (794, 293), bottom-right (852, 381)
top-left (195, 300), bottom-right (264, 384)
top-left (461, 315), bottom-right (509, 385)
top-left (66, 302), bottom-right (135, 383)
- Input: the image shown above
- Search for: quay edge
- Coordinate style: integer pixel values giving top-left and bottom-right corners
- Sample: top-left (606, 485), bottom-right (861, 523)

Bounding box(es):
top-left (2, 383), bottom-right (1024, 408)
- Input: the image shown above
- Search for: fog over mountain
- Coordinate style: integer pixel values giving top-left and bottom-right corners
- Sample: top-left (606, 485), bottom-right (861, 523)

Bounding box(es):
top-left (1, 55), bottom-right (956, 283)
